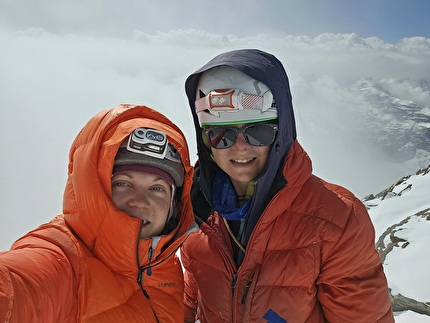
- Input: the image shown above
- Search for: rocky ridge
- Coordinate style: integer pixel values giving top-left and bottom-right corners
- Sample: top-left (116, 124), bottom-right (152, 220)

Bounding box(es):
top-left (363, 165), bottom-right (430, 317)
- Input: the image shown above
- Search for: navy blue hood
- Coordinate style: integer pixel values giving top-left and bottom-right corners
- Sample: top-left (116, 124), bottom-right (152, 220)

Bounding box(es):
top-left (185, 49), bottom-right (297, 250)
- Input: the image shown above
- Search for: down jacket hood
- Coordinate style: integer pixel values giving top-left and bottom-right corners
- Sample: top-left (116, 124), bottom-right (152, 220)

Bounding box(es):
top-left (63, 104), bottom-right (195, 275)
top-left (185, 49), bottom-right (297, 247)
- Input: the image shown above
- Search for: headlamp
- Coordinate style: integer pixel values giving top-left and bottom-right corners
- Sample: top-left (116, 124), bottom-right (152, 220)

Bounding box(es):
top-left (195, 89), bottom-right (270, 114)
top-left (127, 128), bottom-right (180, 162)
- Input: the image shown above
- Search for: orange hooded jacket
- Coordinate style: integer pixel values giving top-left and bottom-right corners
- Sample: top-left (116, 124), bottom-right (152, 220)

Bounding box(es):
top-left (182, 141), bottom-right (394, 322)
top-left (0, 104), bottom-right (196, 322)
top-left (181, 49), bottom-right (394, 322)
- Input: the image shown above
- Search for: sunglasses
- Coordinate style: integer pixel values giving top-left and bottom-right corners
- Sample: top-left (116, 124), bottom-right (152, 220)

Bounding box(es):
top-left (203, 123), bottom-right (278, 149)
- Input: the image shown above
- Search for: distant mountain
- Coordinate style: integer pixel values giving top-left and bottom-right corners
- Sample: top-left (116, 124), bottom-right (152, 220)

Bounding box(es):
top-left (363, 165), bottom-right (430, 319)
top-left (349, 78), bottom-right (430, 167)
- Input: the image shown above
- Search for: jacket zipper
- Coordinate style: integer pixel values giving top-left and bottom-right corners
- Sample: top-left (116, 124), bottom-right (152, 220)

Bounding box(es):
top-left (241, 277), bottom-right (253, 304)
top-left (137, 246), bottom-right (154, 299)
top-left (215, 218), bottom-right (240, 322)
top-left (234, 187), bottom-right (285, 314)
top-left (136, 245), bottom-right (160, 322)
top-left (137, 245), bottom-right (180, 296)
top-left (137, 268), bottom-right (150, 298)
top-left (136, 221), bottom-right (149, 298)
top-left (135, 221), bottom-right (189, 321)
top-left (231, 273), bottom-right (237, 296)
top-left (147, 246), bottom-right (153, 276)
top-left (231, 273), bottom-right (237, 322)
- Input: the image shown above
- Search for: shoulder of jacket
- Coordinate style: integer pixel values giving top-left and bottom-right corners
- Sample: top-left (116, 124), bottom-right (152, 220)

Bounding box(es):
top-left (282, 175), bottom-right (360, 228)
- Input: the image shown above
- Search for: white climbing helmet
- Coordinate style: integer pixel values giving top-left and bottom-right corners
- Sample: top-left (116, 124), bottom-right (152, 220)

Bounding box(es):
top-left (195, 66), bottom-right (277, 126)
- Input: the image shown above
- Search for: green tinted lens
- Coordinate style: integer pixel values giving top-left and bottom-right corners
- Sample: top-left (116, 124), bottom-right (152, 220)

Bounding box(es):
top-left (244, 123), bottom-right (277, 146)
top-left (205, 123), bottom-right (277, 149)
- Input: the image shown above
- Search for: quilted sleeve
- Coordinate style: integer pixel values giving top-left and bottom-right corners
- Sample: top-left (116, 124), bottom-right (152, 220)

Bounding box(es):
top-left (180, 245), bottom-right (199, 323)
top-left (317, 198), bottom-right (394, 322)
top-left (0, 234), bottom-right (79, 322)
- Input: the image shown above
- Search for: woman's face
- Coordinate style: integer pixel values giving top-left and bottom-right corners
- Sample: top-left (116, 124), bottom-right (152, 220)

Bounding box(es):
top-left (111, 170), bottom-right (171, 239)
top-left (210, 124), bottom-right (271, 195)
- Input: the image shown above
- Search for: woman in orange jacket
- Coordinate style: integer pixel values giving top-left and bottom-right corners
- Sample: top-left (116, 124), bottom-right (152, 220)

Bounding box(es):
top-left (181, 49), bottom-right (394, 322)
top-left (0, 104), bottom-right (197, 322)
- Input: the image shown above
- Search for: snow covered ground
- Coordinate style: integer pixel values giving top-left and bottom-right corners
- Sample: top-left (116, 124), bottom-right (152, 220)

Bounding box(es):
top-left (365, 167), bottom-right (430, 322)
top-left (395, 311), bottom-right (430, 323)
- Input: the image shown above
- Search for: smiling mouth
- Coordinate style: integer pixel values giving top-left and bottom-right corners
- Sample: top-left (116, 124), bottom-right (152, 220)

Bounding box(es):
top-left (232, 158), bottom-right (254, 164)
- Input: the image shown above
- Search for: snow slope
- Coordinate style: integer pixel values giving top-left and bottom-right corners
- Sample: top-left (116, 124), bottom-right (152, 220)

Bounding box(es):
top-left (365, 165), bottom-right (430, 321)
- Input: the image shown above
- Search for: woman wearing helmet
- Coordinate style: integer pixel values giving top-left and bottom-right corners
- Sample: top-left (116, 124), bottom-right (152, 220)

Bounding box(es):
top-left (181, 49), bottom-right (393, 322)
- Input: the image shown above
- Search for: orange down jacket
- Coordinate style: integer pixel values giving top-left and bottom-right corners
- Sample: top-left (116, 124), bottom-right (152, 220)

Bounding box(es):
top-left (0, 104), bottom-right (196, 322)
top-left (181, 49), bottom-right (394, 322)
top-left (181, 141), bottom-right (394, 322)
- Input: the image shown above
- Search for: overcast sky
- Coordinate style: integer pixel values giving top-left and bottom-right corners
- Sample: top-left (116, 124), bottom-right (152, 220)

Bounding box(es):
top-left (1, 0), bottom-right (430, 43)
top-left (1, 0), bottom-right (430, 249)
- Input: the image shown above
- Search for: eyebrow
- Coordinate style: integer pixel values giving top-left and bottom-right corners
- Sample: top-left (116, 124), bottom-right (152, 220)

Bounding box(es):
top-left (111, 172), bottom-right (133, 179)
top-left (111, 173), bottom-right (170, 185)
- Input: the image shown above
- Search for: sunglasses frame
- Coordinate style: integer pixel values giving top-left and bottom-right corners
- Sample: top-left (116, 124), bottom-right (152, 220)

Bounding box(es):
top-left (203, 123), bottom-right (278, 149)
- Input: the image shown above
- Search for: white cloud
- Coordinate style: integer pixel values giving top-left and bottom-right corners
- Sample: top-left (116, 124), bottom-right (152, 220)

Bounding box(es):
top-left (1, 28), bottom-right (429, 250)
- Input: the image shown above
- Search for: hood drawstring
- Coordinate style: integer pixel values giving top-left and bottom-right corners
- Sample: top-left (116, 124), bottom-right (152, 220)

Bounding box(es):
top-left (222, 218), bottom-right (246, 253)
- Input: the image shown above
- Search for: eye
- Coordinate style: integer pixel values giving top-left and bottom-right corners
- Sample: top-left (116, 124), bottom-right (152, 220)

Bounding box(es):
top-left (150, 185), bottom-right (166, 192)
top-left (111, 181), bottom-right (131, 189)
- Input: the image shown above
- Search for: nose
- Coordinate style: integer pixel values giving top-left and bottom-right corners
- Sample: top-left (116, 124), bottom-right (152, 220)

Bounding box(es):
top-left (232, 133), bottom-right (251, 150)
top-left (128, 190), bottom-right (150, 209)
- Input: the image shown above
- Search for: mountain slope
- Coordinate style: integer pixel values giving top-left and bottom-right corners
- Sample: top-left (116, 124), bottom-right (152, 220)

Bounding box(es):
top-left (364, 165), bottom-right (430, 320)
top-left (350, 78), bottom-right (430, 166)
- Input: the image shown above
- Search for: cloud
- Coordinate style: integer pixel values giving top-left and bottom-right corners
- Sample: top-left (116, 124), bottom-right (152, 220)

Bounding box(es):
top-left (1, 28), bottom-right (429, 249)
